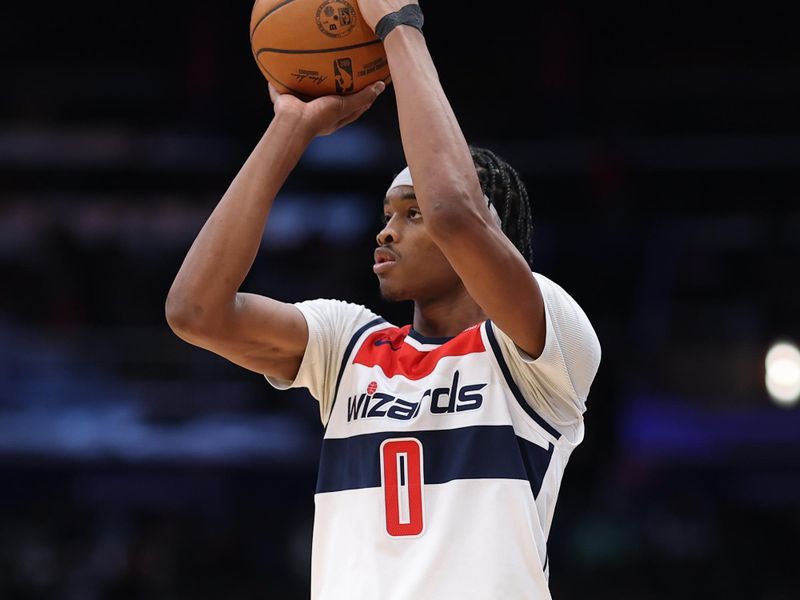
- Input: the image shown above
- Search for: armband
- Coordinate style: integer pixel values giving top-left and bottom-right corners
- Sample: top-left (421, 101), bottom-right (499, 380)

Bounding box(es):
top-left (375, 5), bottom-right (424, 41)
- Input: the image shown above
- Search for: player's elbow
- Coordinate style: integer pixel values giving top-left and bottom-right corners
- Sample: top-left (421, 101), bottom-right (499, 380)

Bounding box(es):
top-left (164, 293), bottom-right (213, 340)
top-left (164, 295), bottom-right (191, 336)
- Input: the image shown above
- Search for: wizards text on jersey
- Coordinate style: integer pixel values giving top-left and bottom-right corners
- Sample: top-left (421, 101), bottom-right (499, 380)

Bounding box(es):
top-left (346, 370), bottom-right (487, 422)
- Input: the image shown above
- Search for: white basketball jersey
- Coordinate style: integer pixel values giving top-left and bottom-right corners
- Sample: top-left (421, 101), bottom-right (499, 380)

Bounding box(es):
top-left (267, 273), bottom-right (601, 600)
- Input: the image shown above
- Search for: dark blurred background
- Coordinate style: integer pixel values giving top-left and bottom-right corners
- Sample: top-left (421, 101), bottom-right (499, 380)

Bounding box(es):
top-left (2, 1), bottom-right (799, 598)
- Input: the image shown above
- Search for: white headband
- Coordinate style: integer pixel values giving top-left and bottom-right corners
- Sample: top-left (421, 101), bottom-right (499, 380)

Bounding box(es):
top-left (387, 166), bottom-right (502, 228)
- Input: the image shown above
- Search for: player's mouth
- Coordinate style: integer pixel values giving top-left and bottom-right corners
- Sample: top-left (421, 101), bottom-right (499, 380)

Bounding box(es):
top-left (373, 248), bottom-right (398, 274)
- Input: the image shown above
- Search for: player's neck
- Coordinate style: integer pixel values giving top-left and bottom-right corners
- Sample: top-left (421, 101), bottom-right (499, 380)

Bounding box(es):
top-left (411, 288), bottom-right (487, 339)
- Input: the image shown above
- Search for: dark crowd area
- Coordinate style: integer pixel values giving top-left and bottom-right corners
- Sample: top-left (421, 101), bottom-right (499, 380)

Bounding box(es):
top-left (1, 1), bottom-right (799, 598)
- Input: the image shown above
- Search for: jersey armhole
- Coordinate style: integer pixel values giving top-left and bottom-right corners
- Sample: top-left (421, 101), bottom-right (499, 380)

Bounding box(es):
top-left (323, 317), bottom-right (387, 429)
top-left (484, 320), bottom-right (562, 441)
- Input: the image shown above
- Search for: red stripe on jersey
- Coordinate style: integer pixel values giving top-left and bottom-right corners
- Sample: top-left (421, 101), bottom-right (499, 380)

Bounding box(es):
top-left (353, 324), bottom-right (485, 380)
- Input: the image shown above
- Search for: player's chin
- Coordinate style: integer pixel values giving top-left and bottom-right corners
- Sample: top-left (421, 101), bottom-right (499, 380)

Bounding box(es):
top-left (377, 278), bottom-right (411, 303)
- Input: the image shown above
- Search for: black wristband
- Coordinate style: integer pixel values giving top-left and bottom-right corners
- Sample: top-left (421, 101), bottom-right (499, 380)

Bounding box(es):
top-left (375, 5), bottom-right (424, 41)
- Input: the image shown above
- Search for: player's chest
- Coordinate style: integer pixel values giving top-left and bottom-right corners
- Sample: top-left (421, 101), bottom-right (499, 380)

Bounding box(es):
top-left (326, 357), bottom-right (512, 437)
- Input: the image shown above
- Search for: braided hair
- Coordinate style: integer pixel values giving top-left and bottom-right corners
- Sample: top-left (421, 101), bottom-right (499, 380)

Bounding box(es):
top-left (470, 146), bottom-right (534, 266)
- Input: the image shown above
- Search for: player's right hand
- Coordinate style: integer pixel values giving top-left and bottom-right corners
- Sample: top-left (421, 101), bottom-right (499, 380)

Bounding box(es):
top-left (269, 81), bottom-right (385, 138)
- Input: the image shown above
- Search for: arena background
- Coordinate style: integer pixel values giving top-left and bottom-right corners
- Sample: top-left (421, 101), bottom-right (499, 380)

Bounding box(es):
top-left (2, 1), bottom-right (798, 598)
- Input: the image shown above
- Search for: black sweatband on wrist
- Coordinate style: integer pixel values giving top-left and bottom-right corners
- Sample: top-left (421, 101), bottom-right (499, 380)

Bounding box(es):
top-left (375, 5), bottom-right (424, 41)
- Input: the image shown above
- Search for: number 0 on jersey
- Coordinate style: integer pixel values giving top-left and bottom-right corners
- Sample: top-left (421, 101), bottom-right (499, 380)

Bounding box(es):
top-left (380, 438), bottom-right (425, 537)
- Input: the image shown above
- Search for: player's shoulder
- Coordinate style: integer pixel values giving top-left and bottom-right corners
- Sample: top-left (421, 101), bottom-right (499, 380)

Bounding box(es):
top-left (532, 271), bottom-right (587, 312)
top-left (532, 270), bottom-right (565, 293)
top-left (296, 297), bottom-right (378, 316)
top-left (294, 298), bottom-right (387, 336)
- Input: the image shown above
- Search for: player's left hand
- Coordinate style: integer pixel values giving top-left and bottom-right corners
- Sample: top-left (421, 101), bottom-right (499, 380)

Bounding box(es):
top-left (268, 81), bottom-right (385, 138)
top-left (356, 0), bottom-right (419, 33)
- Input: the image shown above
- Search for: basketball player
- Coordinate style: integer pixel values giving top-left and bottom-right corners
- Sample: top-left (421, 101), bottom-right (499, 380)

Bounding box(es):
top-left (166, 1), bottom-right (601, 597)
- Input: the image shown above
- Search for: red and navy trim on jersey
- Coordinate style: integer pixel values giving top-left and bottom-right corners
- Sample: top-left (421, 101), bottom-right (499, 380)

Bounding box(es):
top-left (485, 320), bottom-right (562, 440)
top-left (353, 324), bottom-right (485, 380)
top-left (327, 317), bottom-right (387, 431)
top-left (406, 328), bottom-right (458, 345)
top-left (317, 425), bottom-right (554, 500)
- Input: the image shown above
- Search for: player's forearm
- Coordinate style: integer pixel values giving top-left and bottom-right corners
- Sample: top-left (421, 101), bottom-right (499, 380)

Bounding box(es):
top-left (384, 27), bottom-right (483, 219)
top-left (166, 114), bottom-right (311, 329)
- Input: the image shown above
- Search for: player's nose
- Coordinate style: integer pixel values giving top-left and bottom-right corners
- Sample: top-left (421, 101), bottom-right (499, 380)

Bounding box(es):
top-left (376, 220), bottom-right (399, 246)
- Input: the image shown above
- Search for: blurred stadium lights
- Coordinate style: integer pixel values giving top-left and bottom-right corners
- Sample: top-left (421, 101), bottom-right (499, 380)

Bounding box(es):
top-left (0, 402), bottom-right (315, 465)
top-left (5, 127), bottom-right (800, 175)
top-left (0, 126), bottom-right (237, 170)
top-left (0, 194), bottom-right (374, 255)
top-left (622, 395), bottom-right (800, 463)
top-left (263, 194), bottom-right (376, 247)
top-left (301, 123), bottom-right (386, 168)
top-left (765, 342), bottom-right (800, 406)
top-left (489, 133), bottom-right (800, 174)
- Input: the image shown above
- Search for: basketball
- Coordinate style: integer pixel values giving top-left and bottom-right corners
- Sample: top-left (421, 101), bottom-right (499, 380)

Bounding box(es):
top-left (250, 0), bottom-right (390, 98)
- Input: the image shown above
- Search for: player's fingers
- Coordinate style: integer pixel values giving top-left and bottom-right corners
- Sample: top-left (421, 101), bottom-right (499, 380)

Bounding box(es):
top-left (341, 81), bottom-right (385, 114)
top-left (268, 82), bottom-right (280, 104)
top-left (341, 97), bottom-right (377, 124)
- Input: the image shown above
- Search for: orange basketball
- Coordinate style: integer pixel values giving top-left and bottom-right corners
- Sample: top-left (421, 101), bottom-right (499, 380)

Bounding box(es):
top-left (250, 0), bottom-right (390, 98)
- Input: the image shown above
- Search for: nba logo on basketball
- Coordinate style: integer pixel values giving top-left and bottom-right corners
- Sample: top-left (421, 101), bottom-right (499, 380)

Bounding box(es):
top-left (334, 58), bottom-right (354, 93)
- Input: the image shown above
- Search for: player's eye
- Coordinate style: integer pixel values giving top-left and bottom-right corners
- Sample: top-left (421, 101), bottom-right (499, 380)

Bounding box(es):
top-left (407, 208), bottom-right (422, 220)
top-left (382, 213), bottom-right (393, 225)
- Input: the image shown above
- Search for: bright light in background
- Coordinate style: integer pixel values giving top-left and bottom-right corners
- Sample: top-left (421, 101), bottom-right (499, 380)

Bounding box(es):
top-left (765, 342), bottom-right (800, 406)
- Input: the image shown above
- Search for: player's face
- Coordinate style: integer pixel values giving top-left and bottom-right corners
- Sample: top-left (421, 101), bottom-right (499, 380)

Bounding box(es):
top-left (374, 186), bottom-right (463, 302)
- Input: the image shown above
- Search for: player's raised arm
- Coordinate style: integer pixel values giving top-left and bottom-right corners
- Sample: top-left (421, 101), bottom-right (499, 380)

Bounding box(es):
top-left (357, 1), bottom-right (547, 358)
top-left (165, 82), bottom-right (385, 380)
